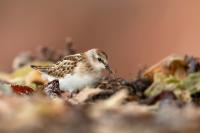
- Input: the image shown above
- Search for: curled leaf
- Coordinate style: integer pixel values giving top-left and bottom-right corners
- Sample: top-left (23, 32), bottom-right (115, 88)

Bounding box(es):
top-left (44, 80), bottom-right (62, 98)
top-left (11, 85), bottom-right (34, 95)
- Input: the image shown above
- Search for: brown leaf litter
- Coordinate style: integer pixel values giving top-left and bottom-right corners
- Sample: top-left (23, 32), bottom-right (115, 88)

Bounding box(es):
top-left (1, 44), bottom-right (200, 133)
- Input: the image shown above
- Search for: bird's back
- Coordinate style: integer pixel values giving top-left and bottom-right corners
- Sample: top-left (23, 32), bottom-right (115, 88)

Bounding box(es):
top-left (31, 53), bottom-right (84, 78)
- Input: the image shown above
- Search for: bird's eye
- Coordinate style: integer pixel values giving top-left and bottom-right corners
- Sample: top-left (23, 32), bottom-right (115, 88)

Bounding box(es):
top-left (98, 58), bottom-right (102, 62)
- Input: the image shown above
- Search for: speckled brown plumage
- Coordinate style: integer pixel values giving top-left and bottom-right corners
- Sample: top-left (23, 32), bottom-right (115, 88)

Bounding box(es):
top-left (96, 49), bottom-right (108, 60)
top-left (31, 53), bottom-right (89, 78)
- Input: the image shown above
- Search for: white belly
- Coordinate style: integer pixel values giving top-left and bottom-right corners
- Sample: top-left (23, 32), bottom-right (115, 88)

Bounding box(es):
top-left (43, 73), bottom-right (101, 92)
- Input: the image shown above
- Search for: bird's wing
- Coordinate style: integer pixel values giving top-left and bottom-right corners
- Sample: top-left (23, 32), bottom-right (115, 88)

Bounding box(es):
top-left (31, 54), bottom-right (84, 78)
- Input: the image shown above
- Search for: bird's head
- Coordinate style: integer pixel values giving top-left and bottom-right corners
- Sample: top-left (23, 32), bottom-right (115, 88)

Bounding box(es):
top-left (85, 48), bottom-right (113, 73)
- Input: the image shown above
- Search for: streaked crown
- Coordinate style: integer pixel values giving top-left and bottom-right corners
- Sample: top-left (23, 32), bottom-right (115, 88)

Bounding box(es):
top-left (85, 49), bottom-right (112, 73)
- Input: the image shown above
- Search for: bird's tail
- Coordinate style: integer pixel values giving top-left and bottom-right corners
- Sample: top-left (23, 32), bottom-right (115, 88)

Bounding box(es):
top-left (30, 65), bottom-right (50, 73)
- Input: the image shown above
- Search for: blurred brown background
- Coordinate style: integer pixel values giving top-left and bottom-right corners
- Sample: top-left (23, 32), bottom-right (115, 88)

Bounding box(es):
top-left (1, 0), bottom-right (200, 78)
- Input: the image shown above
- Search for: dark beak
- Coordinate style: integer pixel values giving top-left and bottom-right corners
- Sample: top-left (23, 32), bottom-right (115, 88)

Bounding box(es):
top-left (105, 65), bottom-right (113, 74)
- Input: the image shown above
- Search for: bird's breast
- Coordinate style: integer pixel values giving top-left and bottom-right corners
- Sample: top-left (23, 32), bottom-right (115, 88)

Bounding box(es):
top-left (58, 73), bottom-right (101, 92)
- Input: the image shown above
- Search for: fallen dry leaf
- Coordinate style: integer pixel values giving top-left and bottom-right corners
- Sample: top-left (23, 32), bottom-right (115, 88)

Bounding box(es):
top-left (11, 85), bottom-right (34, 95)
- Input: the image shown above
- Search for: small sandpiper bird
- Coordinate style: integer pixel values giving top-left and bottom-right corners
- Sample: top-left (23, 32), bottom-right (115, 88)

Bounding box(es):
top-left (31, 49), bottom-right (112, 92)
